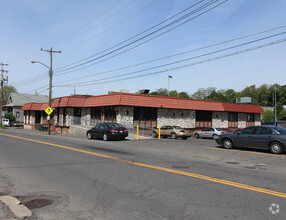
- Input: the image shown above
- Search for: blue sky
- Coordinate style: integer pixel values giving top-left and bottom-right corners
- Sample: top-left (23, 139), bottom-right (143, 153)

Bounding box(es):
top-left (0, 0), bottom-right (286, 98)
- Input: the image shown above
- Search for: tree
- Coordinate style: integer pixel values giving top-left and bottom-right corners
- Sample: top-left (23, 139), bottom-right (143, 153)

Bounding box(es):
top-left (178, 92), bottom-right (190, 98)
top-left (3, 85), bottom-right (17, 101)
top-left (262, 110), bottom-right (275, 122)
top-left (191, 87), bottom-right (216, 99)
top-left (150, 88), bottom-right (168, 96)
top-left (4, 112), bottom-right (15, 122)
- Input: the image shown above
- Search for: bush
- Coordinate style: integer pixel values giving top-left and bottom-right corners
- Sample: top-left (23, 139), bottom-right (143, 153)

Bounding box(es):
top-left (4, 112), bottom-right (16, 122)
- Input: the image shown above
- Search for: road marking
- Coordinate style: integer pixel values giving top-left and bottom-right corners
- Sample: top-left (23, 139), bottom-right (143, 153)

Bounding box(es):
top-left (204, 147), bottom-right (286, 157)
top-left (1, 132), bottom-right (286, 198)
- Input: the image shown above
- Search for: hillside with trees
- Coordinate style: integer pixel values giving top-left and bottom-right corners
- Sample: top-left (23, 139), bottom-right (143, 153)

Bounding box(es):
top-left (150, 84), bottom-right (286, 121)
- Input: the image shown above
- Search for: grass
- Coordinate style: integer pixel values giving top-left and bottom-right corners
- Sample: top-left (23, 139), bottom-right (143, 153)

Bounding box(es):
top-left (0, 125), bottom-right (8, 129)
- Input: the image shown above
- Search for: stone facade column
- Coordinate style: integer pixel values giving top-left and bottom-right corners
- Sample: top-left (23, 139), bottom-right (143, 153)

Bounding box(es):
top-left (66, 108), bottom-right (73, 126)
top-left (212, 111), bottom-right (228, 128)
top-left (157, 109), bottom-right (195, 128)
top-left (254, 113), bottom-right (261, 126)
top-left (30, 111), bottom-right (36, 125)
top-left (115, 106), bottom-right (133, 127)
top-left (238, 113), bottom-right (247, 128)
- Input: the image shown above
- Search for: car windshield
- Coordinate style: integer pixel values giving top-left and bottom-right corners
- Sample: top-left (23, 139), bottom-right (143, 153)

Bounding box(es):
top-left (215, 128), bottom-right (223, 131)
top-left (274, 126), bottom-right (286, 134)
top-left (173, 126), bottom-right (182, 129)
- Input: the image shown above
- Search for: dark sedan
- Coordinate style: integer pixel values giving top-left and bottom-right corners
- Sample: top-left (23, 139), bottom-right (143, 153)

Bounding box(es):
top-left (87, 123), bottom-right (128, 141)
top-left (215, 126), bottom-right (286, 154)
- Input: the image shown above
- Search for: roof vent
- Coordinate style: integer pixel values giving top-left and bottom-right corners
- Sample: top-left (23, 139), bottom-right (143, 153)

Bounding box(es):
top-left (137, 89), bottom-right (150, 95)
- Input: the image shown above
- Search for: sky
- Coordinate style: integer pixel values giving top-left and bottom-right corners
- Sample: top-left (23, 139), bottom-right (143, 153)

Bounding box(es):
top-left (0, 0), bottom-right (286, 98)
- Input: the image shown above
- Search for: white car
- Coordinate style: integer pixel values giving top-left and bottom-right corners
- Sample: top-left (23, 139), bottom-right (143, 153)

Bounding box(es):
top-left (194, 127), bottom-right (226, 139)
top-left (2, 118), bottom-right (9, 126)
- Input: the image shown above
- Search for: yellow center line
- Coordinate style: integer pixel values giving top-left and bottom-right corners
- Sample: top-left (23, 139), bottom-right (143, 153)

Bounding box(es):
top-left (204, 146), bottom-right (286, 157)
top-left (1, 132), bottom-right (286, 198)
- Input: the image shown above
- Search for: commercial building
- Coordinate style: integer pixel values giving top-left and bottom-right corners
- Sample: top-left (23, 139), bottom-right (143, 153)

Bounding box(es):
top-left (21, 93), bottom-right (264, 133)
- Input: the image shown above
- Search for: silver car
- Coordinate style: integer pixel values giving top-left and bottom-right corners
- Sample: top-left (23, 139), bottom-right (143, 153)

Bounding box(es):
top-left (194, 127), bottom-right (225, 139)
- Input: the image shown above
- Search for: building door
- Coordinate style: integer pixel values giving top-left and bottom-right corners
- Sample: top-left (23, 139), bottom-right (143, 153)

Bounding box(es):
top-left (74, 108), bottom-right (81, 125)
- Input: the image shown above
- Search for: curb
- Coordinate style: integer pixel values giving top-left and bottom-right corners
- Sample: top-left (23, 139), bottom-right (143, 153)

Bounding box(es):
top-left (0, 196), bottom-right (31, 219)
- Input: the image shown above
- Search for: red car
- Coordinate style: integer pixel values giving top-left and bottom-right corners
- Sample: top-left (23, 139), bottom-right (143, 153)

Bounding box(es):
top-left (221, 128), bottom-right (234, 133)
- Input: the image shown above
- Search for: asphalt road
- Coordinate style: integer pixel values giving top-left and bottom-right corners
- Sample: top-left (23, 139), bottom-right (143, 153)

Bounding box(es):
top-left (0, 129), bottom-right (285, 219)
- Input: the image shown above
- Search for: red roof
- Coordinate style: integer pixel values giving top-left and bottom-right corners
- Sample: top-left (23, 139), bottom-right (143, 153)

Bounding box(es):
top-left (21, 93), bottom-right (264, 114)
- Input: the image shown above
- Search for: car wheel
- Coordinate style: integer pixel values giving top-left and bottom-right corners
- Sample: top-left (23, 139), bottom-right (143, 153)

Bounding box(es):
top-left (213, 134), bottom-right (218, 139)
top-left (269, 141), bottom-right (284, 154)
top-left (152, 131), bottom-right (158, 138)
top-left (87, 132), bottom-right (92, 139)
top-left (195, 133), bottom-right (200, 139)
top-left (171, 132), bottom-right (177, 139)
top-left (120, 137), bottom-right (125, 140)
top-left (223, 138), bottom-right (233, 149)
top-left (103, 134), bottom-right (108, 141)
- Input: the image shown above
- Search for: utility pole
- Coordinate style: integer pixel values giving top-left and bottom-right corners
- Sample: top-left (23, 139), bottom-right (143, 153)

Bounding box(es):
top-left (40, 48), bottom-right (61, 135)
top-left (0, 63), bottom-right (8, 126)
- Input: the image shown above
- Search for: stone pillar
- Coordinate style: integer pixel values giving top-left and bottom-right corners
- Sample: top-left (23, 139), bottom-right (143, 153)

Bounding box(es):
top-left (212, 111), bottom-right (228, 128)
top-left (238, 113), bottom-right (247, 128)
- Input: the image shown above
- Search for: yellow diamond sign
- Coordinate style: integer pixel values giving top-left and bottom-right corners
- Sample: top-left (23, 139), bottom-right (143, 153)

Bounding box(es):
top-left (45, 107), bottom-right (53, 115)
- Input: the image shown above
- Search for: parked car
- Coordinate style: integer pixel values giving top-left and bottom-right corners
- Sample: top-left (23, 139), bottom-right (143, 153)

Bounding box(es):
top-left (215, 125), bottom-right (286, 154)
top-left (2, 118), bottom-right (9, 126)
top-left (221, 128), bottom-right (234, 133)
top-left (153, 126), bottom-right (191, 140)
top-left (194, 127), bottom-right (225, 139)
top-left (9, 121), bottom-right (23, 127)
top-left (262, 121), bottom-right (286, 128)
top-left (87, 123), bottom-right (128, 141)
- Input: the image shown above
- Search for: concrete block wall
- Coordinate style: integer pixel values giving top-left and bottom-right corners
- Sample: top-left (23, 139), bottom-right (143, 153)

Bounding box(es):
top-left (157, 109), bottom-right (195, 128)
top-left (212, 111), bottom-right (228, 128)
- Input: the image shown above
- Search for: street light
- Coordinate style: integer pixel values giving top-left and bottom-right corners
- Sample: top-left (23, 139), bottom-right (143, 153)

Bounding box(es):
top-left (31, 60), bottom-right (53, 135)
top-left (168, 75), bottom-right (173, 96)
top-left (31, 48), bottom-right (61, 135)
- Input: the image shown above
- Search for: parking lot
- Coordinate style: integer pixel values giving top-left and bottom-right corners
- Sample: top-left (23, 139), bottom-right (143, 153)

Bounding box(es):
top-left (115, 136), bottom-right (286, 173)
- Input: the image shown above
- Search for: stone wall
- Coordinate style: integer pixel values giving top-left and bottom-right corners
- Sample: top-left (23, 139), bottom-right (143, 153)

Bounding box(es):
top-left (255, 114), bottom-right (261, 126)
top-left (238, 113), bottom-right (247, 128)
top-left (66, 108), bottom-right (73, 126)
top-left (81, 107), bottom-right (91, 125)
top-left (157, 109), bottom-right (195, 128)
top-left (115, 106), bottom-right (133, 127)
top-left (212, 111), bottom-right (228, 128)
top-left (30, 111), bottom-right (35, 125)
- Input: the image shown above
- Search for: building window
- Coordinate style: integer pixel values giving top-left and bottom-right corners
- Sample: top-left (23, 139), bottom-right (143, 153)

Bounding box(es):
top-left (196, 110), bottom-right (212, 122)
top-left (57, 109), bottom-right (60, 124)
top-left (16, 112), bottom-right (20, 118)
top-left (228, 112), bottom-right (238, 122)
top-left (63, 108), bottom-right (66, 126)
top-left (247, 113), bottom-right (254, 122)
top-left (134, 107), bottom-right (157, 127)
top-left (195, 110), bottom-right (212, 128)
top-left (91, 107), bottom-right (102, 120)
top-left (104, 106), bottom-right (116, 122)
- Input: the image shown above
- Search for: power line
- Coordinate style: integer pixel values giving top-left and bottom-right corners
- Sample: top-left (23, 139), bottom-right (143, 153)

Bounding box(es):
top-left (62, 0), bottom-right (160, 50)
top-left (53, 25), bottom-right (286, 84)
top-left (55, 0), bottom-right (135, 48)
top-left (54, 0), bottom-right (217, 72)
top-left (54, 38), bottom-right (286, 87)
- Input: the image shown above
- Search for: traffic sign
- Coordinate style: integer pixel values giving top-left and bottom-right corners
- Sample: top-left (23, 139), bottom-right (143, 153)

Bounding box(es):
top-left (45, 107), bottom-right (53, 115)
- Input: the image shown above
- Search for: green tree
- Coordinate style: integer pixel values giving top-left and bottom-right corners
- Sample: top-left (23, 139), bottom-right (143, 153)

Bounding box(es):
top-left (262, 110), bottom-right (275, 122)
top-left (150, 88), bottom-right (168, 96)
top-left (3, 85), bottom-right (17, 101)
top-left (178, 92), bottom-right (190, 98)
top-left (4, 112), bottom-right (15, 122)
